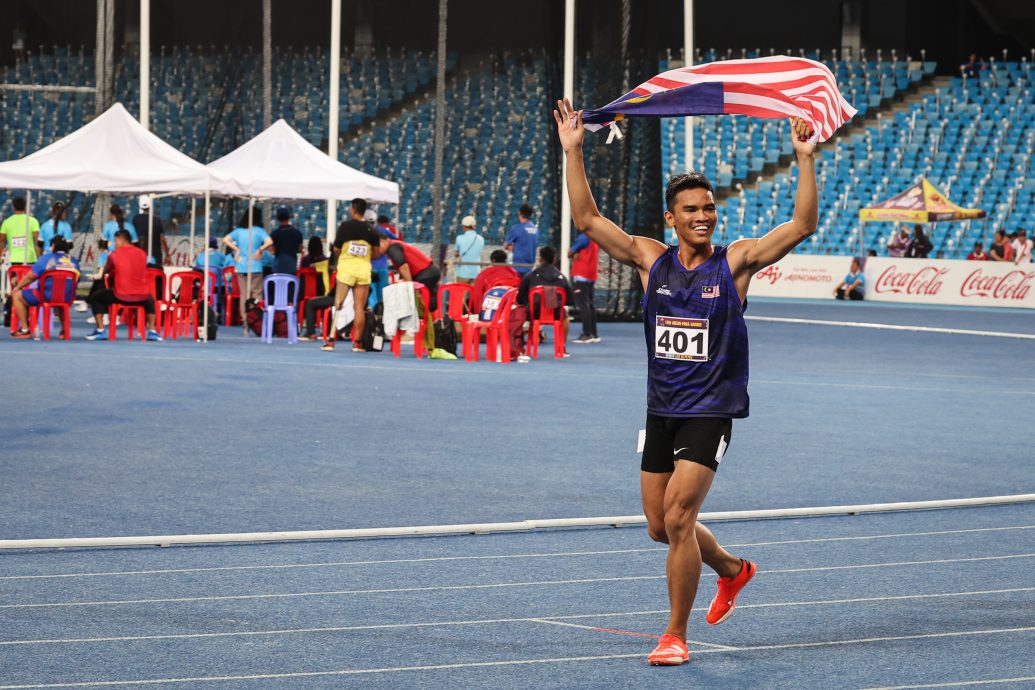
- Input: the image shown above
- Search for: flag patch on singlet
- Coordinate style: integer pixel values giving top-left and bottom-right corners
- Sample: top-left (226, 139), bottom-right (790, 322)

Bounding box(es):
top-left (701, 285), bottom-right (720, 298)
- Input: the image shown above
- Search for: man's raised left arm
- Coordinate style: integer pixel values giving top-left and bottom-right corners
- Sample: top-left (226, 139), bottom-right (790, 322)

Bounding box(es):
top-left (731, 118), bottom-right (818, 274)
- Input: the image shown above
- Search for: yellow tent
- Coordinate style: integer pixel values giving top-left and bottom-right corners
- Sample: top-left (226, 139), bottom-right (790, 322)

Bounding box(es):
top-left (859, 178), bottom-right (986, 223)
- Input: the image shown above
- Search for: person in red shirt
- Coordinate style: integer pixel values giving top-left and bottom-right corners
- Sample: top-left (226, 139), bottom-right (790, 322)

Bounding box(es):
top-left (85, 229), bottom-right (162, 341)
top-left (380, 237), bottom-right (440, 311)
top-left (569, 229), bottom-right (600, 343)
top-left (966, 242), bottom-right (988, 260)
top-left (470, 249), bottom-right (522, 313)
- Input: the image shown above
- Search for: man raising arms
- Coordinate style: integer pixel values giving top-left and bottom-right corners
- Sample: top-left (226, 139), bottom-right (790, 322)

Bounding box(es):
top-left (554, 98), bottom-right (817, 666)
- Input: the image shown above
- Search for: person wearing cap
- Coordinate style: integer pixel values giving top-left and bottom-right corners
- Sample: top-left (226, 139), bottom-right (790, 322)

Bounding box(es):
top-left (258, 206), bottom-right (304, 275)
top-left (132, 195), bottom-right (165, 267)
top-left (0, 196), bottom-right (40, 266)
top-left (38, 202), bottom-right (73, 253)
top-left (454, 215), bottom-right (485, 285)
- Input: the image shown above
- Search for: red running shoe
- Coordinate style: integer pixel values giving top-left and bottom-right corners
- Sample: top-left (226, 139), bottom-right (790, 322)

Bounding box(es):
top-left (707, 559), bottom-right (756, 625)
top-left (647, 633), bottom-right (689, 666)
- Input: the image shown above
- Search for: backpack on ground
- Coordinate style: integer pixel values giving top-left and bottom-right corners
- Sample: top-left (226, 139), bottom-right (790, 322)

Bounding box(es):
top-left (432, 313), bottom-right (457, 356)
top-left (246, 303), bottom-right (289, 338)
top-left (195, 305), bottom-right (218, 341)
top-left (362, 302), bottom-right (386, 351)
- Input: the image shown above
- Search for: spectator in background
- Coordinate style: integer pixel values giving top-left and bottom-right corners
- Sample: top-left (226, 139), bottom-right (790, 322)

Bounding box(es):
top-left (300, 235), bottom-right (330, 295)
top-left (193, 237), bottom-right (227, 319)
top-left (906, 224), bottom-right (932, 258)
top-left (966, 242), bottom-right (988, 261)
top-left (381, 235), bottom-right (440, 312)
top-left (223, 208), bottom-right (269, 321)
top-left (887, 227), bottom-right (910, 257)
top-left (569, 229), bottom-right (600, 344)
top-left (960, 53), bottom-right (985, 78)
top-left (505, 203), bottom-right (539, 276)
top-left (38, 202), bottom-right (72, 252)
top-left (370, 211), bottom-right (397, 306)
top-left (454, 215), bottom-right (485, 285)
top-left (517, 246), bottom-right (572, 357)
top-left (989, 230), bottom-right (1014, 262)
top-left (834, 258), bottom-right (865, 300)
top-left (0, 196), bottom-right (40, 265)
top-left (326, 199), bottom-right (384, 352)
top-left (377, 214), bottom-right (401, 241)
top-left (102, 204), bottom-right (138, 245)
top-left (471, 249), bottom-right (521, 313)
top-left (132, 195), bottom-right (165, 267)
top-left (260, 206), bottom-right (304, 275)
top-left (86, 229), bottom-right (162, 342)
top-left (8, 237), bottom-right (80, 339)
top-left (82, 238), bottom-right (110, 318)
top-left (1012, 229), bottom-right (1032, 265)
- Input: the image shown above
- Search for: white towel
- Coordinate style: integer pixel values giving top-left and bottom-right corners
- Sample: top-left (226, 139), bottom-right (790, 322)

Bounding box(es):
top-left (382, 281), bottom-right (416, 338)
top-left (332, 290), bottom-right (356, 331)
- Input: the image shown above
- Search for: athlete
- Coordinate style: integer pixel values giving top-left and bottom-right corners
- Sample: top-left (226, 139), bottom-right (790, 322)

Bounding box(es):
top-left (554, 98), bottom-right (818, 666)
top-left (324, 198), bottom-right (383, 352)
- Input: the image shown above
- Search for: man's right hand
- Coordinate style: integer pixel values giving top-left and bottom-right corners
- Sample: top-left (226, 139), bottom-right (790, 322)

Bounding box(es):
top-left (553, 98), bottom-right (585, 153)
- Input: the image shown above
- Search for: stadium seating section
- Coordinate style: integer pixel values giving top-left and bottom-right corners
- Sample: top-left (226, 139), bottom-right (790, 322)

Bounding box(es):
top-left (0, 46), bottom-right (1031, 259)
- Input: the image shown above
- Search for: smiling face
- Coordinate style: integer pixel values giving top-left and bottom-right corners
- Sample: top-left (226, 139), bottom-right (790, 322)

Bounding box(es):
top-left (664, 187), bottom-right (718, 249)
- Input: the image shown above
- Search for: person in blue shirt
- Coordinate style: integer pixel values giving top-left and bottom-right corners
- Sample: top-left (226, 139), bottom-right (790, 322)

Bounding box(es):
top-left (101, 204), bottom-right (138, 245)
top-left (504, 203), bottom-right (539, 276)
top-left (834, 258), bottom-right (865, 300)
top-left (38, 201), bottom-right (73, 252)
top-left (193, 237), bottom-right (227, 320)
top-left (9, 236), bottom-right (81, 339)
top-left (223, 209), bottom-right (270, 321)
top-left (370, 209), bottom-right (397, 307)
top-left (454, 215), bottom-right (485, 284)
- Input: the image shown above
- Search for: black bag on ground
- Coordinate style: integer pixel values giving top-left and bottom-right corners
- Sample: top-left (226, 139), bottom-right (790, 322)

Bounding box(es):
top-left (433, 314), bottom-right (457, 356)
top-left (195, 305), bottom-right (218, 341)
top-left (362, 302), bottom-right (385, 351)
top-left (246, 304), bottom-right (288, 337)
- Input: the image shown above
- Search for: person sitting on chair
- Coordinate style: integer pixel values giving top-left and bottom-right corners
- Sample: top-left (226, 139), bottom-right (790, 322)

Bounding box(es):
top-left (85, 229), bottom-right (162, 341)
top-left (471, 249), bottom-right (521, 313)
top-left (516, 246), bottom-right (572, 357)
top-left (9, 236), bottom-right (80, 339)
top-left (834, 258), bottom-right (865, 300)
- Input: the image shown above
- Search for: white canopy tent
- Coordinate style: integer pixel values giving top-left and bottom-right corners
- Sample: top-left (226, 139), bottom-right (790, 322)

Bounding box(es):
top-left (0, 102), bottom-right (238, 340)
top-left (207, 118), bottom-right (400, 334)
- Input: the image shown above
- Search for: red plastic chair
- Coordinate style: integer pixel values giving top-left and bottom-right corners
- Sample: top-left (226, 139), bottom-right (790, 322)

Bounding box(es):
top-left (163, 271), bottom-right (203, 339)
top-left (8, 265), bottom-right (35, 333)
top-left (146, 267), bottom-right (168, 332)
top-left (296, 267), bottom-right (319, 327)
top-left (37, 269), bottom-right (78, 340)
top-left (391, 282), bottom-right (431, 358)
top-left (436, 282), bottom-right (472, 321)
top-left (316, 270), bottom-right (338, 340)
top-left (108, 304), bottom-right (147, 340)
top-left (462, 288), bottom-right (518, 363)
top-left (222, 266), bottom-right (240, 326)
top-left (527, 286), bottom-right (567, 359)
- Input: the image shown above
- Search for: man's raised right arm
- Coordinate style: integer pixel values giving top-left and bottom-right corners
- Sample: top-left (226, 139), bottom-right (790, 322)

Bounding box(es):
top-left (555, 99), bottom-right (663, 274)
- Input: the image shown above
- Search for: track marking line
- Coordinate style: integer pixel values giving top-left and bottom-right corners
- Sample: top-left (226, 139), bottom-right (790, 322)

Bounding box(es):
top-left (5, 553), bottom-right (1034, 610)
top-left (860, 677), bottom-right (1035, 689)
top-left (528, 618), bottom-right (662, 641)
top-left (3, 586), bottom-right (1033, 645)
top-left (8, 523), bottom-right (1035, 582)
top-left (744, 315), bottom-right (1035, 340)
top-left (2, 627), bottom-right (1034, 688)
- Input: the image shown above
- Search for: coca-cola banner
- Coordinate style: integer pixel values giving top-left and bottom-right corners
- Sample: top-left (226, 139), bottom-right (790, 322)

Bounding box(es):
top-left (750, 254), bottom-right (854, 299)
top-left (865, 257), bottom-right (1035, 309)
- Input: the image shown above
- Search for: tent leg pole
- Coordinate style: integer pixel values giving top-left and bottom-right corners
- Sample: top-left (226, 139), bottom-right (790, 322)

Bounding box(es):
top-left (244, 197), bottom-right (254, 336)
top-left (201, 192), bottom-right (210, 342)
top-left (190, 197), bottom-right (196, 263)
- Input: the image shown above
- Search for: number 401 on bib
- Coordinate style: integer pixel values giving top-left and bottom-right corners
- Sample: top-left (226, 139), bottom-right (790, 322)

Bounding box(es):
top-left (654, 316), bottom-right (708, 362)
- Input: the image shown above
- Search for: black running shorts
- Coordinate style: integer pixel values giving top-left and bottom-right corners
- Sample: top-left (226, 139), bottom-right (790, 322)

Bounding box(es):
top-left (640, 414), bottom-right (733, 473)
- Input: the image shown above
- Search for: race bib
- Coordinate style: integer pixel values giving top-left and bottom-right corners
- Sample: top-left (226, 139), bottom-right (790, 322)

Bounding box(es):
top-left (654, 315), bottom-right (708, 361)
top-left (347, 241), bottom-right (369, 257)
top-left (11, 236), bottom-right (26, 248)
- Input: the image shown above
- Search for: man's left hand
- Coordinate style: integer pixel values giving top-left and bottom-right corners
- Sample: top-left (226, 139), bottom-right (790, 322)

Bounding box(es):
top-left (790, 117), bottom-right (816, 157)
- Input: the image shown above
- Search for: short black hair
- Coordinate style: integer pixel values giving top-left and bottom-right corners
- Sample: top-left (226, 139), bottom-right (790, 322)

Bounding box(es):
top-left (377, 215), bottom-right (389, 224)
top-left (519, 203), bottom-right (534, 218)
top-left (490, 249), bottom-right (507, 263)
top-left (664, 172), bottom-right (714, 211)
top-left (539, 246), bottom-right (556, 264)
top-left (114, 229), bottom-right (133, 242)
top-left (98, 239), bottom-right (109, 250)
top-left (351, 198), bottom-right (368, 215)
top-left (51, 237), bottom-right (72, 253)
top-left (12, 197), bottom-right (26, 211)
top-left (307, 235), bottom-right (324, 257)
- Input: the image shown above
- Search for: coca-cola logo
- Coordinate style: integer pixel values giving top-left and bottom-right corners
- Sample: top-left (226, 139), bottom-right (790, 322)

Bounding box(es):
top-left (874, 265), bottom-right (949, 296)
top-left (755, 265), bottom-right (782, 285)
top-left (960, 269), bottom-right (1035, 301)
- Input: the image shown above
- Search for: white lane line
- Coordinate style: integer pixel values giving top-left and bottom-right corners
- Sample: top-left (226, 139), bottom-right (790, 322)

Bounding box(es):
top-left (7, 523), bottom-right (1035, 582)
top-left (752, 378), bottom-right (1035, 396)
top-left (0, 575), bottom-right (661, 609)
top-left (528, 619), bottom-right (738, 649)
top-left (3, 586), bottom-right (1032, 646)
top-left (860, 677), bottom-right (1035, 689)
top-left (5, 552), bottom-right (1034, 610)
top-left (744, 315), bottom-right (1035, 340)
top-left (3, 627), bottom-right (1034, 688)
top-left (0, 547), bottom-right (669, 581)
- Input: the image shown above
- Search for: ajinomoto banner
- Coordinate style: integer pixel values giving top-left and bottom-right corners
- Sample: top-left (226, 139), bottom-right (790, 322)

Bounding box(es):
top-left (749, 253), bottom-right (854, 299)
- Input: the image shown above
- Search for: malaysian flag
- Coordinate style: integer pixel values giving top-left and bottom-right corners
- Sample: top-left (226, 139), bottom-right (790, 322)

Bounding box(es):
top-left (582, 56), bottom-right (856, 144)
